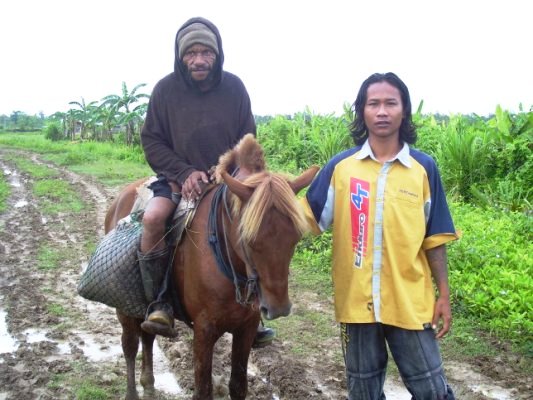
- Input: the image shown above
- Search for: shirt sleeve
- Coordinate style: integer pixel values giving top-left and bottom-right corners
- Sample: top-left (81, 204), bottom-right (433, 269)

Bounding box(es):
top-left (422, 156), bottom-right (459, 249)
top-left (303, 159), bottom-right (337, 233)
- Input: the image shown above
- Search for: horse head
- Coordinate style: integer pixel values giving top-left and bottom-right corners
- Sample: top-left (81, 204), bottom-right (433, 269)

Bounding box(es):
top-left (215, 134), bottom-right (319, 320)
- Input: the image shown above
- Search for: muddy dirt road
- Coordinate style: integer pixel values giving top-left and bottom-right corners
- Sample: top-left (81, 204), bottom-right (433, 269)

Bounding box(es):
top-left (0, 148), bottom-right (530, 399)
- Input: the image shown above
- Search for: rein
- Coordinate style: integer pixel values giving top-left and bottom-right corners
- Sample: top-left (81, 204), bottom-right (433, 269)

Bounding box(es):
top-left (208, 185), bottom-right (260, 306)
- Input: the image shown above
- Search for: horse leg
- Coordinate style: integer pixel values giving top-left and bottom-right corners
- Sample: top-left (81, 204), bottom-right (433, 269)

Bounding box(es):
top-left (229, 320), bottom-right (257, 400)
top-left (192, 323), bottom-right (219, 400)
top-left (117, 313), bottom-right (141, 400)
top-left (140, 330), bottom-right (156, 396)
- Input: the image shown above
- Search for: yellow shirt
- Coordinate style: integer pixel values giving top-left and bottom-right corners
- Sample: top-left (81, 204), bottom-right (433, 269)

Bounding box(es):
top-left (301, 142), bottom-right (458, 329)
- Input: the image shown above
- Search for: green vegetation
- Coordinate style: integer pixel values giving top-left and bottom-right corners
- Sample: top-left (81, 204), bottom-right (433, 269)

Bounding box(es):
top-left (5, 156), bottom-right (58, 179)
top-left (0, 132), bottom-right (151, 185)
top-left (44, 121), bottom-right (63, 141)
top-left (0, 173), bottom-right (9, 213)
top-left (75, 383), bottom-right (109, 400)
top-left (0, 111), bottom-right (45, 132)
top-left (1, 82), bottom-right (149, 146)
top-left (47, 361), bottom-right (128, 399)
top-left (37, 245), bottom-right (62, 270)
top-left (33, 179), bottom-right (84, 214)
top-left (448, 203), bottom-right (532, 341)
top-left (257, 108), bottom-right (353, 171)
top-left (47, 303), bottom-right (67, 317)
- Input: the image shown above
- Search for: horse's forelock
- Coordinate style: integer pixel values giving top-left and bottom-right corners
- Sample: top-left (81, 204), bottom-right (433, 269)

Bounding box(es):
top-left (214, 134), bottom-right (265, 184)
top-left (233, 172), bottom-right (309, 243)
top-left (237, 136), bottom-right (265, 173)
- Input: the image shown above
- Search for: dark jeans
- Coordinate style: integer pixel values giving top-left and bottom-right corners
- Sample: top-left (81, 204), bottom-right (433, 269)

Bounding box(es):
top-left (341, 323), bottom-right (455, 400)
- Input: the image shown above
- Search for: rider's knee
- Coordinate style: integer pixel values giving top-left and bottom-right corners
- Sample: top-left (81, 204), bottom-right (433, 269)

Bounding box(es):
top-left (142, 207), bottom-right (171, 228)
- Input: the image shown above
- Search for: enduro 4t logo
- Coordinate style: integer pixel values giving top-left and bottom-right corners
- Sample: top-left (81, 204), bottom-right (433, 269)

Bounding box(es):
top-left (350, 178), bottom-right (369, 268)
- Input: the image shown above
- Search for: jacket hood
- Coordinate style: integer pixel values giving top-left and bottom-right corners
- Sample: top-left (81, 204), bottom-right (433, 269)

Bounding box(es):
top-left (174, 17), bottom-right (224, 89)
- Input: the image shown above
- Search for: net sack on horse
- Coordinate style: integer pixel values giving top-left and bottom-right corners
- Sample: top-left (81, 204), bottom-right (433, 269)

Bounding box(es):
top-left (77, 213), bottom-right (147, 318)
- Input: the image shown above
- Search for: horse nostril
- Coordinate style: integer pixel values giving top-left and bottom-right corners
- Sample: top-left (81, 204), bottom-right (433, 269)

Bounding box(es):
top-left (260, 306), bottom-right (270, 319)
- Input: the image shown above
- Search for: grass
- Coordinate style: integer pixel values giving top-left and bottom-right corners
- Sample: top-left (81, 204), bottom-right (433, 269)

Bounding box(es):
top-left (1, 150), bottom-right (85, 214)
top-left (0, 172), bottom-right (9, 213)
top-left (66, 159), bottom-right (152, 186)
top-left (5, 156), bottom-right (59, 178)
top-left (37, 245), bottom-right (62, 270)
top-left (0, 131), bottom-right (152, 186)
top-left (47, 360), bottom-right (128, 399)
top-left (33, 179), bottom-right (84, 214)
top-left (439, 316), bottom-right (498, 360)
top-left (47, 303), bottom-right (67, 317)
top-left (75, 384), bottom-right (109, 400)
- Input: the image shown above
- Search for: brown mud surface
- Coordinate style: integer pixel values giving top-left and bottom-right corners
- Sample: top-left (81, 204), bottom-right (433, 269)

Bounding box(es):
top-left (0, 148), bottom-right (531, 399)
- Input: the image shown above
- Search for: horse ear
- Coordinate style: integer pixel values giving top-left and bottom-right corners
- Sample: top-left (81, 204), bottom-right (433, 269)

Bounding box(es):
top-left (289, 165), bottom-right (320, 195)
top-left (221, 171), bottom-right (254, 202)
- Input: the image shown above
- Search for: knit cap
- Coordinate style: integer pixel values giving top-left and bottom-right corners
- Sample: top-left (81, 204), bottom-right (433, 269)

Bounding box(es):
top-left (177, 22), bottom-right (219, 59)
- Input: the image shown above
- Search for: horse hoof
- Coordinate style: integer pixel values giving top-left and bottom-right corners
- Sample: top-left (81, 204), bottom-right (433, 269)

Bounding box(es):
top-left (125, 391), bottom-right (140, 400)
top-left (141, 320), bottom-right (179, 338)
top-left (142, 387), bottom-right (155, 399)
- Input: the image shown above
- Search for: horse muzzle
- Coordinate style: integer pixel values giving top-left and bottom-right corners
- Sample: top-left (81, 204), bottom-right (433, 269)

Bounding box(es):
top-left (260, 300), bottom-right (292, 320)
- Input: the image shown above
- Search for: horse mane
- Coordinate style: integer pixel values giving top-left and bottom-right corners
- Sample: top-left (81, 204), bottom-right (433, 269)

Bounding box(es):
top-left (234, 172), bottom-right (309, 243)
top-left (215, 134), bottom-right (309, 243)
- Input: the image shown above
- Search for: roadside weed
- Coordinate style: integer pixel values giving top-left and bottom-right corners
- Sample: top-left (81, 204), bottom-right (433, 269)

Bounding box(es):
top-left (0, 173), bottom-right (8, 213)
top-left (37, 245), bottom-right (61, 270)
top-left (33, 179), bottom-right (84, 214)
top-left (47, 303), bottom-right (67, 317)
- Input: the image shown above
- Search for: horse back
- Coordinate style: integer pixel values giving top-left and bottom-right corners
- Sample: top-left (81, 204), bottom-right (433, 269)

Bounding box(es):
top-left (104, 178), bottom-right (147, 234)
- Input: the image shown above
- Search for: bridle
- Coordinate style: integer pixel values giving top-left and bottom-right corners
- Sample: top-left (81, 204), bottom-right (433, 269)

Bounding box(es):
top-left (208, 184), bottom-right (260, 307)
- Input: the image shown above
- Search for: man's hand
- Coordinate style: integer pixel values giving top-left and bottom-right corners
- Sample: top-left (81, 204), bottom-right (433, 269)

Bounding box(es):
top-left (427, 244), bottom-right (452, 339)
top-left (432, 295), bottom-right (452, 339)
top-left (182, 170), bottom-right (209, 201)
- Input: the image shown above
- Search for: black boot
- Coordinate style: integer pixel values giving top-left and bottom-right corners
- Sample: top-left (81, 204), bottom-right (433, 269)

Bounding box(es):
top-left (252, 321), bottom-right (276, 348)
top-left (138, 247), bottom-right (177, 338)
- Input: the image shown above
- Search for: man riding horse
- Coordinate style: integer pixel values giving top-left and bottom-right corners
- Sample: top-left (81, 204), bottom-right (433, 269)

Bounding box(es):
top-left (138, 17), bottom-right (275, 345)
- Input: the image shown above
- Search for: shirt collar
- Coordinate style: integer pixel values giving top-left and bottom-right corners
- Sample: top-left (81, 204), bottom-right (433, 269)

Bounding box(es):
top-left (355, 140), bottom-right (412, 168)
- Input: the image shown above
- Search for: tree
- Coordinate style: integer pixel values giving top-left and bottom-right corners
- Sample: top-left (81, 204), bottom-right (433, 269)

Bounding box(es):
top-left (101, 82), bottom-right (149, 145)
top-left (68, 97), bottom-right (98, 140)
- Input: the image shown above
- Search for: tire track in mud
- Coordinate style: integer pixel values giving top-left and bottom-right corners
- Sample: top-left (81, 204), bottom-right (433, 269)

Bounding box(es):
top-left (0, 150), bottom-right (126, 399)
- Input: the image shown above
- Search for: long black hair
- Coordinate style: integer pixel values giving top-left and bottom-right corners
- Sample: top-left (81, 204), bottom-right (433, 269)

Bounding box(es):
top-left (349, 72), bottom-right (417, 146)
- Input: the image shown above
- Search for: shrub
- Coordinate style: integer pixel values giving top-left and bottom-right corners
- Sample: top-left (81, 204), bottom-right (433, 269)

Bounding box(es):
top-left (448, 203), bottom-right (532, 341)
top-left (44, 122), bottom-right (63, 141)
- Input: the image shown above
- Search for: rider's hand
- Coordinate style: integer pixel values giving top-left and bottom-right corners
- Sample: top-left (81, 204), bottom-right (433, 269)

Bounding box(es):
top-left (182, 171), bottom-right (209, 201)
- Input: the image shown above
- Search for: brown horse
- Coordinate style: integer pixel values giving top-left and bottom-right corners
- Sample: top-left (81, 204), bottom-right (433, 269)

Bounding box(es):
top-left (104, 134), bottom-right (319, 399)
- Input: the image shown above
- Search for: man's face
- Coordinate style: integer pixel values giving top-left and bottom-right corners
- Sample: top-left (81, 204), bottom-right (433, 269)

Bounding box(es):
top-left (363, 81), bottom-right (404, 140)
top-left (182, 44), bottom-right (216, 82)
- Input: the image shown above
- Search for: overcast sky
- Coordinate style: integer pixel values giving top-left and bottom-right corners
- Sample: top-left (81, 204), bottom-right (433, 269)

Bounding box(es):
top-left (1, 0), bottom-right (531, 117)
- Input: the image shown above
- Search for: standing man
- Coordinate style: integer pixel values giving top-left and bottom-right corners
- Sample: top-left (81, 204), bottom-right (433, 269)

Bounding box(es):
top-left (301, 72), bottom-right (458, 399)
top-left (139, 17), bottom-right (275, 346)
